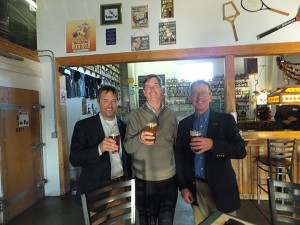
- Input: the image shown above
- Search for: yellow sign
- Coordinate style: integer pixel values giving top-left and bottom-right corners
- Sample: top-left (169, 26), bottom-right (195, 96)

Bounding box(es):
top-left (128, 78), bottom-right (134, 84)
top-left (66, 19), bottom-right (96, 53)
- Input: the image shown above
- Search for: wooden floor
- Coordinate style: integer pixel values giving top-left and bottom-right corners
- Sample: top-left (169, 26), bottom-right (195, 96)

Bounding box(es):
top-left (6, 193), bottom-right (271, 225)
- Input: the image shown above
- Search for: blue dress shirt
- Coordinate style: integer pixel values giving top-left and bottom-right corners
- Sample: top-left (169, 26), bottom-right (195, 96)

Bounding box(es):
top-left (194, 109), bottom-right (210, 179)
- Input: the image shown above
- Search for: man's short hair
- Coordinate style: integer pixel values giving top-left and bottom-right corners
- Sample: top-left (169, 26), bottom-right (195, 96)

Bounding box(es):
top-left (97, 85), bottom-right (118, 102)
top-left (142, 74), bottom-right (162, 89)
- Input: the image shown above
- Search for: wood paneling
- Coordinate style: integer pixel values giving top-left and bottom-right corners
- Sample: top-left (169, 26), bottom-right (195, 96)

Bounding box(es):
top-left (0, 37), bottom-right (38, 62)
top-left (237, 131), bottom-right (300, 200)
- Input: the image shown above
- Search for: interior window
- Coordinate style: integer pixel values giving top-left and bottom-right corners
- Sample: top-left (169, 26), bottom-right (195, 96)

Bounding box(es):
top-left (178, 62), bottom-right (213, 81)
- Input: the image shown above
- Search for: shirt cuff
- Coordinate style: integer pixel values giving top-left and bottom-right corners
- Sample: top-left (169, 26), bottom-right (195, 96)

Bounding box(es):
top-left (98, 145), bottom-right (103, 156)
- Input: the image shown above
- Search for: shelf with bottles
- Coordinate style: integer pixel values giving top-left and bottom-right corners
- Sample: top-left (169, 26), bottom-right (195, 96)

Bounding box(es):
top-left (235, 73), bottom-right (250, 120)
top-left (209, 75), bottom-right (225, 112)
top-left (165, 78), bottom-right (190, 97)
top-left (235, 73), bottom-right (249, 81)
top-left (83, 64), bottom-right (121, 88)
top-left (165, 78), bottom-right (193, 116)
top-left (210, 75), bottom-right (224, 89)
top-left (235, 89), bottom-right (250, 102)
top-left (236, 102), bottom-right (250, 120)
top-left (166, 82), bottom-right (191, 97)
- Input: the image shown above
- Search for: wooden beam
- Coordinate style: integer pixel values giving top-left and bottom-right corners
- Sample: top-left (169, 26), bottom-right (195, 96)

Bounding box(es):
top-left (56, 42), bottom-right (300, 67)
top-left (224, 55), bottom-right (236, 113)
top-left (0, 36), bottom-right (39, 62)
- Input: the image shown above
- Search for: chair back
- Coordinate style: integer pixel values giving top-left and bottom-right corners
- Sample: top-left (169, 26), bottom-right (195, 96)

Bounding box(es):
top-left (81, 179), bottom-right (135, 225)
top-left (267, 178), bottom-right (300, 225)
top-left (267, 139), bottom-right (296, 179)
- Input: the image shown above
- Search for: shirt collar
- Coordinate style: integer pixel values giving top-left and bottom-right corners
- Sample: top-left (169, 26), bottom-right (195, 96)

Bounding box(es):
top-left (145, 101), bottom-right (166, 115)
top-left (194, 108), bottom-right (210, 121)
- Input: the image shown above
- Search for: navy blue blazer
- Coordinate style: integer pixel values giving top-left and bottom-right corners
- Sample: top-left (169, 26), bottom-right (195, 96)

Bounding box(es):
top-left (69, 113), bottom-right (132, 204)
top-left (175, 109), bottom-right (246, 213)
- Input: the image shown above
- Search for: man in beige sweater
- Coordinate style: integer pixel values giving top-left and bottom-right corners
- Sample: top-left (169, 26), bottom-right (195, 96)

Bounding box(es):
top-left (124, 74), bottom-right (178, 225)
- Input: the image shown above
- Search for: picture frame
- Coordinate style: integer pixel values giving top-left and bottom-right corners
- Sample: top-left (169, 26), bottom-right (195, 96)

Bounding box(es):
top-left (161, 0), bottom-right (174, 18)
top-left (100, 3), bottom-right (122, 25)
top-left (131, 5), bottom-right (148, 29)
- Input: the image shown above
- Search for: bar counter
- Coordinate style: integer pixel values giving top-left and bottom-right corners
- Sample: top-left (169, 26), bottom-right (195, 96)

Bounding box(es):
top-left (234, 131), bottom-right (300, 200)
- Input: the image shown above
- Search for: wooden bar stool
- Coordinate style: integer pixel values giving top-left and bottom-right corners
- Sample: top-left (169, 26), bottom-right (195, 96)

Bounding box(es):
top-left (256, 138), bottom-right (296, 204)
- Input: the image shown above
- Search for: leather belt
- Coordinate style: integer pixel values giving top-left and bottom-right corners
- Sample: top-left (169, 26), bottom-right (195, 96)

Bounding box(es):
top-left (110, 176), bottom-right (125, 184)
top-left (195, 177), bottom-right (207, 183)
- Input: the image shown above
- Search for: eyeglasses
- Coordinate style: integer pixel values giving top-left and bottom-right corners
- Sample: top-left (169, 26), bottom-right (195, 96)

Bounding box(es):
top-left (190, 91), bottom-right (211, 96)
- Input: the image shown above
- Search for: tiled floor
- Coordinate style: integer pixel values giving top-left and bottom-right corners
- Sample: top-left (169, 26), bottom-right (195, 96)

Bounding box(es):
top-left (6, 192), bottom-right (271, 225)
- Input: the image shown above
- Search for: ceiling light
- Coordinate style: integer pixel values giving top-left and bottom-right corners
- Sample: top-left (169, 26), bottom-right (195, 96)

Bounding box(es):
top-left (25, 0), bottom-right (37, 10)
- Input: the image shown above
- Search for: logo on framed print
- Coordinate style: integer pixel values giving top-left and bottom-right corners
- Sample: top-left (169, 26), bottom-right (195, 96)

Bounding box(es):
top-left (159, 21), bottom-right (176, 45)
top-left (131, 5), bottom-right (148, 29)
top-left (131, 35), bottom-right (150, 51)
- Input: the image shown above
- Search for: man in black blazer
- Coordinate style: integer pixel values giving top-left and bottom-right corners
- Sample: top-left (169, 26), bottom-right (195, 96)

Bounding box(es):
top-left (175, 80), bottom-right (246, 225)
top-left (69, 85), bottom-right (132, 205)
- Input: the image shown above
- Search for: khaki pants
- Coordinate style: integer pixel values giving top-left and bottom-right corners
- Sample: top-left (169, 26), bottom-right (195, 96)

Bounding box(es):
top-left (192, 180), bottom-right (217, 225)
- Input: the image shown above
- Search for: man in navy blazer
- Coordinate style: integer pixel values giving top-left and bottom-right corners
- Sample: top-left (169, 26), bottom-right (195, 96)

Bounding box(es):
top-left (175, 80), bottom-right (246, 225)
top-left (69, 85), bottom-right (132, 204)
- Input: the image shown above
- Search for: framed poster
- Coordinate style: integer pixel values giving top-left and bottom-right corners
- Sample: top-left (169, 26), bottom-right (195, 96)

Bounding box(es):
top-left (131, 35), bottom-right (150, 51)
top-left (159, 21), bottom-right (176, 45)
top-left (131, 5), bottom-right (148, 29)
top-left (100, 3), bottom-right (122, 25)
top-left (161, 0), bottom-right (174, 18)
top-left (66, 19), bottom-right (96, 53)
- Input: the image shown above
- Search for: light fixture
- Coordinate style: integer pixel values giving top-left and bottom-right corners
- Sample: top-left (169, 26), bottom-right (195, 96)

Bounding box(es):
top-left (0, 50), bottom-right (24, 61)
top-left (25, 0), bottom-right (37, 10)
top-left (267, 85), bottom-right (300, 105)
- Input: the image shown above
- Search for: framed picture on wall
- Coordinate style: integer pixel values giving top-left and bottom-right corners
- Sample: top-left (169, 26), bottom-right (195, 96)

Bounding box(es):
top-left (159, 21), bottom-right (176, 45)
top-left (131, 5), bottom-right (148, 29)
top-left (100, 3), bottom-right (122, 25)
top-left (161, 0), bottom-right (174, 18)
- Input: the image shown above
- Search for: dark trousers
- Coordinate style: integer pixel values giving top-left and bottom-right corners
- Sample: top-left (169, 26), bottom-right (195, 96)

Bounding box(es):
top-left (136, 176), bottom-right (178, 225)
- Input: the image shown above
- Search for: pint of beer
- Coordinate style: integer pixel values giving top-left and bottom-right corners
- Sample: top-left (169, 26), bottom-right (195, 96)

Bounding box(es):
top-left (145, 122), bottom-right (157, 141)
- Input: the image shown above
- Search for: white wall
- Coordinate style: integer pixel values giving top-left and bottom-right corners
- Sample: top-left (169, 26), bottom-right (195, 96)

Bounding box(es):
top-left (40, 60), bottom-right (61, 196)
top-left (0, 57), bottom-right (41, 89)
top-left (37, 0), bottom-right (300, 57)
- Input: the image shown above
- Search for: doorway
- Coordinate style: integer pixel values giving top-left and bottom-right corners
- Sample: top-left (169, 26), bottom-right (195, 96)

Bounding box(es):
top-left (0, 86), bottom-right (44, 223)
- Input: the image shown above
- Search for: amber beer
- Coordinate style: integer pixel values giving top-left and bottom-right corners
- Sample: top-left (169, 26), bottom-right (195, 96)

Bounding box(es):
top-left (109, 133), bottom-right (120, 153)
top-left (190, 130), bottom-right (202, 152)
top-left (145, 122), bottom-right (157, 141)
top-left (190, 130), bottom-right (202, 141)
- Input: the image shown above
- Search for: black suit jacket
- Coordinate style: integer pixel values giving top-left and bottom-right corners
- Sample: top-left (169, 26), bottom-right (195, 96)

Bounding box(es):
top-left (175, 109), bottom-right (246, 213)
top-left (69, 113), bottom-right (132, 204)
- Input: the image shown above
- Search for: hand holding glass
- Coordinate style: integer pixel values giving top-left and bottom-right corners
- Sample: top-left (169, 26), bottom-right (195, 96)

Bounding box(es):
top-left (145, 122), bottom-right (157, 142)
top-left (109, 125), bottom-right (120, 153)
top-left (190, 130), bottom-right (202, 152)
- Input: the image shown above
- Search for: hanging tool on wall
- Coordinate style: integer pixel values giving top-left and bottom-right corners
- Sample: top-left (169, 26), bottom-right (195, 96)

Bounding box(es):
top-left (257, 5), bottom-right (300, 39)
top-left (241, 0), bottom-right (289, 16)
top-left (223, 1), bottom-right (240, 42)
